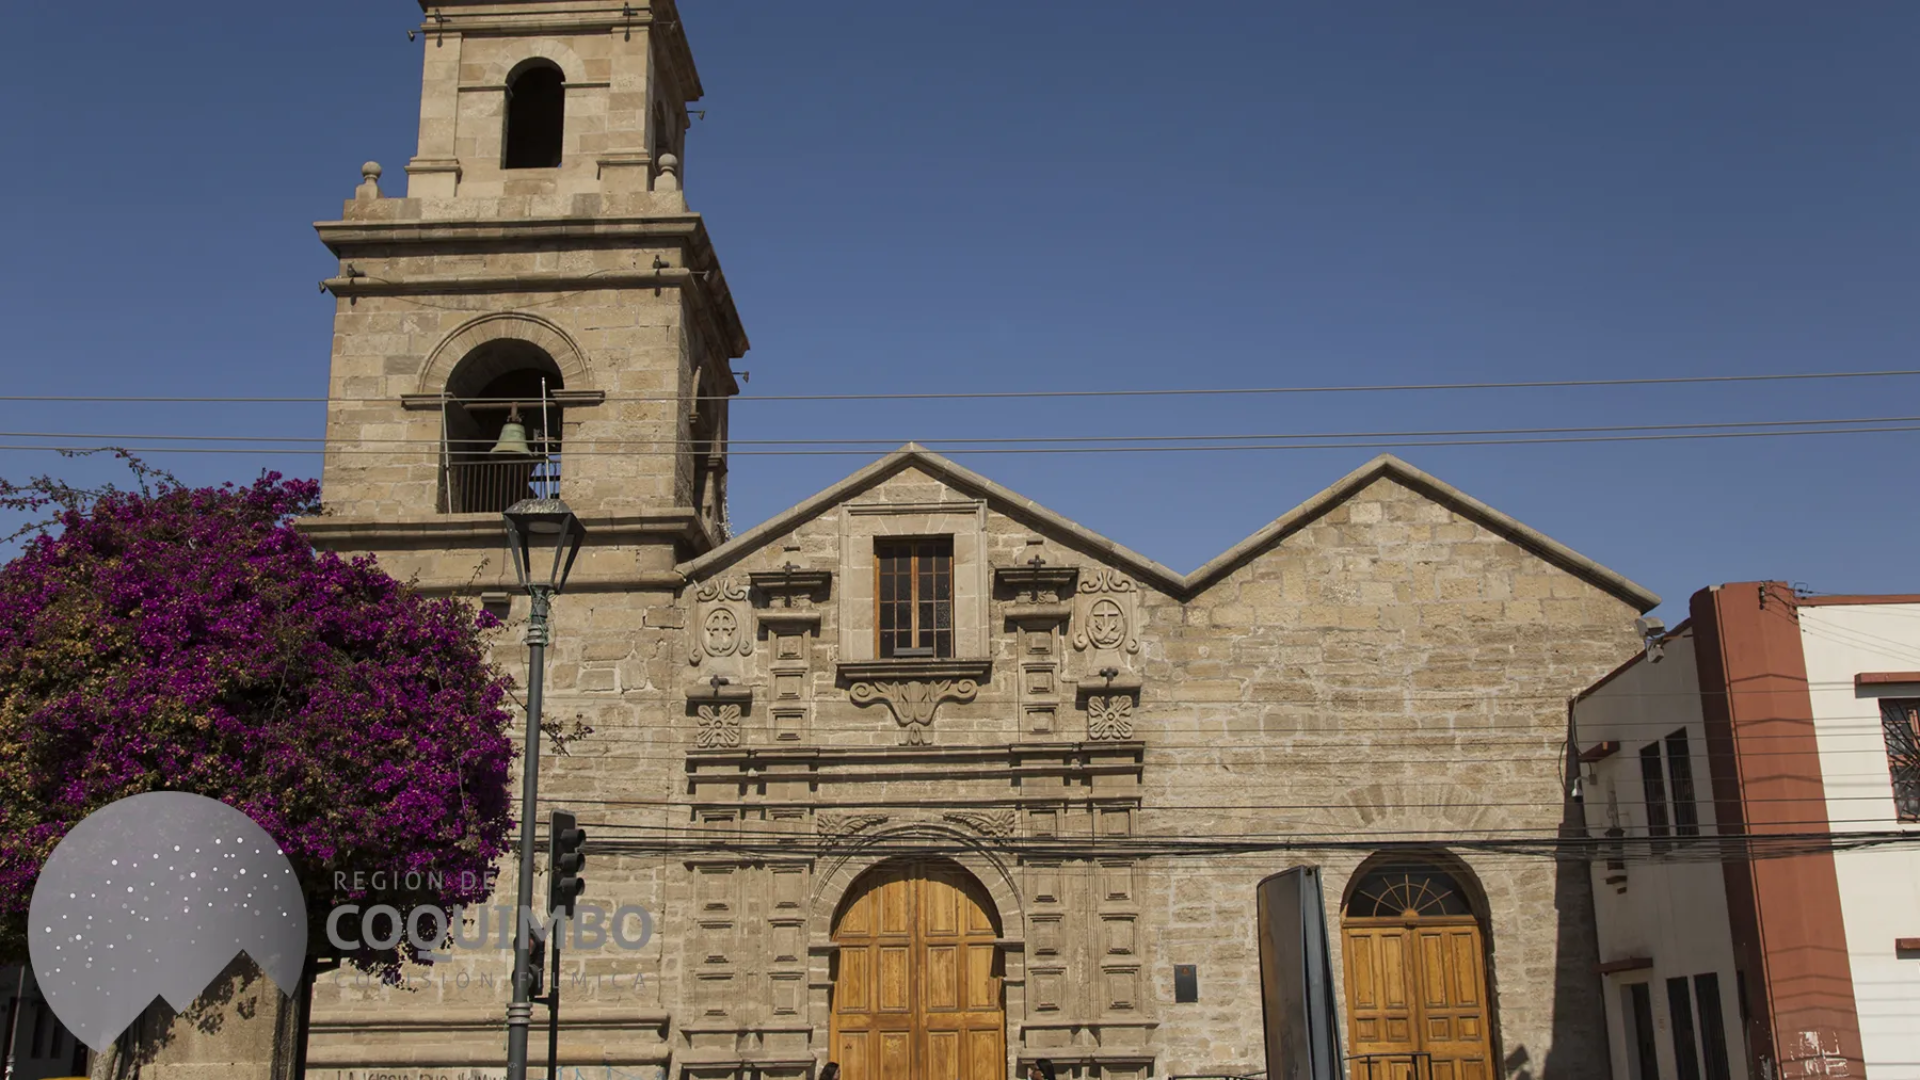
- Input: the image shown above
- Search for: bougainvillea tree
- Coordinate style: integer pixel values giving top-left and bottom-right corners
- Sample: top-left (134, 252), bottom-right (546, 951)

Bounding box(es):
top-left (0, 461), bottom-right (516, 977)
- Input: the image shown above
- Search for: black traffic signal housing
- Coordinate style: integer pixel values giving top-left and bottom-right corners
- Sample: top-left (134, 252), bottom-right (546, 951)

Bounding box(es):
top-left (548, 810), bottom-right (588, 917)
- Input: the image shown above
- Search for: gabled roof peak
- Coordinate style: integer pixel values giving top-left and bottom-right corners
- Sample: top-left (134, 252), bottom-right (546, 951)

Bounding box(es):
top-left (680, 445), bottom-right (1659, 611)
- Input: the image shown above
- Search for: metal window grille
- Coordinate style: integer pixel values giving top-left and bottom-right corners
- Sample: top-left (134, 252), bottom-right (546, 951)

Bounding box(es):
top-left (1882, 698), bottom-right (1920, 822)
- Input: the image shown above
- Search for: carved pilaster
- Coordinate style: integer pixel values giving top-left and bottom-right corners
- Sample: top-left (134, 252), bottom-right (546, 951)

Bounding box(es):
top-left (760, 609), bottom-right (820, 742)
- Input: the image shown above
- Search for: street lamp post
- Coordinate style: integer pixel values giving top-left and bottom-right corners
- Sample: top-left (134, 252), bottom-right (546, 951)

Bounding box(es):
top-left (500, 498), bottom-right (586, 1080)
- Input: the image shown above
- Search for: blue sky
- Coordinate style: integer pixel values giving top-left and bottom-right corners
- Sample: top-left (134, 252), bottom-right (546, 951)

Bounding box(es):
top-left (3, 2), bottom-right (1916, 618)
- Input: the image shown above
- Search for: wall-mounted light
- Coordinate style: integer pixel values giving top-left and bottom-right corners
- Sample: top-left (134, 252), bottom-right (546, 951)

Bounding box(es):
top-left (1635, 616), bottom-right (1666, 663)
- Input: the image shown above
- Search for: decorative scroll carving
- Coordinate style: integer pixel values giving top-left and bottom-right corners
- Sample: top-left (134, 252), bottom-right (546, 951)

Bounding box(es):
top-left (696, 578), bottom-right (748, 602)
top-left (943, 810), bottom-right (1018, 838)
top-left (695, 704), bottom-right (742, 749)
top-left (1086, 695), bottom-right (1134, 740)
top-left (691, 577), bottom-right (753, 666)
top-left (1073, 569), bottom-right (1140, 654)
top-left (848, 679), bottom-right (979, 745)
top-left (1078, 568), bottom-right (1137, 595)
top-left (815, 813), bottom-right (890, 845)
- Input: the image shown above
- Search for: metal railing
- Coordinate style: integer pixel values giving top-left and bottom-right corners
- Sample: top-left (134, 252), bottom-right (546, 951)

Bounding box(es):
top-left (445, 454), bottom-right (554, 514)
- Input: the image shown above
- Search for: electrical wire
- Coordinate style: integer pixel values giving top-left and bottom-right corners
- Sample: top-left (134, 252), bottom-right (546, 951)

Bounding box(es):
top-left (5, 424), bottom-right (1920, 457)
top-left (8, 413), bottom-right (1920, 447)
top-left (2, 366), bottom-right (1918, 405)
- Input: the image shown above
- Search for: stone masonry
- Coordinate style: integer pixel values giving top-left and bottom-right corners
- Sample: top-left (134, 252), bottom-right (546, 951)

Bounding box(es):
top-left (287, 6), bottom-right (1660, 1080)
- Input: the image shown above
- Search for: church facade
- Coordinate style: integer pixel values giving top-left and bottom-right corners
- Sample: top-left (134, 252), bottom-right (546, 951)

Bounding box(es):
top-left (297, 5), bottom-right (1659, 1080)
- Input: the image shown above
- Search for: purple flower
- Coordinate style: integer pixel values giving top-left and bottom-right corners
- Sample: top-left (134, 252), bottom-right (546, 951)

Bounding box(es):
top-left (0, 471), bottom-right (516, 980)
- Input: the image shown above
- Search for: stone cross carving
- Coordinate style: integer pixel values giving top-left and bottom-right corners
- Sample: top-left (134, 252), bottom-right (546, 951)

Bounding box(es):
top-left (691, 577), bottom-right (752, 666)
top-left (1073, 568), bottom-right (1141, 654)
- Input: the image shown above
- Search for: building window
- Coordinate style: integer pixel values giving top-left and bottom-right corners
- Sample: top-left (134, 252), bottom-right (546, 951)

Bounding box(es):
top-left (1641, 728), bottom-right (1701, 851)
top-left (1694, 973), bottom-right (1734, 1080)
top-left (1639, 743), bottom-right (1670, 851)
top-left (1667, 976), bottom-right (1702, 1080)
top-left (1666, 729), bottom-right (1700, 836)
top-left (876, 538), bottom-right (953, 658)
top-left (503, 62), bottom-right (565, 169)
top-left (1882, 698), bottom-right (1920, 822)
top-left (1622, 982), bottom-right (1659, 1080)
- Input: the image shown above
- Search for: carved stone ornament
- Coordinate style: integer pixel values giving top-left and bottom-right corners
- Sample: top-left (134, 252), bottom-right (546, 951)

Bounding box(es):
top-left (848, 679), bottom-right (979, 745)
top-left (943, 810), bottom-right (1018, 838)
top-left (1086, 695), bottom-right (1134, 740)
top-left (695, 703), bottom-right (742, 749)
top-left (1073, 569), bottom-right (1140, 654)
top-left (815, 813), bottom-right (891, 845)
top-left (690, 577), bottom-right (753, 666)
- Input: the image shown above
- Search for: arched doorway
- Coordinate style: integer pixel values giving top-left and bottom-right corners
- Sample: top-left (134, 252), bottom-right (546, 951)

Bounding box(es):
top-left (829, 858), bottom-right (1005, 1080)
top-left (1341, 859), bottom-right (1494, 1080)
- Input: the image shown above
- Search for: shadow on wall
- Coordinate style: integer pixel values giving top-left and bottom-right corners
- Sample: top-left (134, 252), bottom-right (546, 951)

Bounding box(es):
top-left (1530, 790), bottom-right (1612, 1080)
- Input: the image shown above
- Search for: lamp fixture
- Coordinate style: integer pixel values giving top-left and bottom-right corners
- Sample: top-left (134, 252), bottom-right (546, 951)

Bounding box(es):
top-left (502, 498), bottom-right (586, 595)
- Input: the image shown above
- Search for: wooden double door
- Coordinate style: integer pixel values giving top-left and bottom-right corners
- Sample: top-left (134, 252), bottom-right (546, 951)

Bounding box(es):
top-left (1343, 918), bottom-right (1492, 1080)
top-left (831, 860), bottom-right (1005, 1080)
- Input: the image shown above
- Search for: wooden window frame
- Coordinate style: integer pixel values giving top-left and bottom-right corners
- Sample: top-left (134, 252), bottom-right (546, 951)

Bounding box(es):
top-left (875, 537), bottom-right (955, 660)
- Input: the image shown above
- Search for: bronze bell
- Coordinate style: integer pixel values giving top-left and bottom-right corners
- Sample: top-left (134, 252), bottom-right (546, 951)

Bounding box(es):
top-left (491, 407), bottom-right (532, 455)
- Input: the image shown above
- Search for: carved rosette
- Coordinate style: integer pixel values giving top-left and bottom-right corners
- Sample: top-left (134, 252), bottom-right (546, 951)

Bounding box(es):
top-left (695, 703), bottom-right (742, 748)
top-left (1086, 695), bottom-right (1134, 740)
top-left (691, 577), bottom-right (753, 666)
top-left (848, 679), bottom-right (979, 745)
top-left (1073, 568), bottom-right (1141, 654)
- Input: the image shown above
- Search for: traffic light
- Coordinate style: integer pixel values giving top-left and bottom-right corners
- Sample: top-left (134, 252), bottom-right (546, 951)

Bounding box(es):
top-left (548, 810), bottom-right (587, 917)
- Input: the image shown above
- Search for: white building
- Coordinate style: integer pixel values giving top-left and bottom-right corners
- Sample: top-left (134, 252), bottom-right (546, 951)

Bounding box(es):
top-left (1572, 582), bottom-right (1920, 1080)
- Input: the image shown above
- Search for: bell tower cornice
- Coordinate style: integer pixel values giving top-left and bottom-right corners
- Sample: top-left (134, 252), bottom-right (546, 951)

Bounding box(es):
top-left (314, 210), bottom-right (748, 366)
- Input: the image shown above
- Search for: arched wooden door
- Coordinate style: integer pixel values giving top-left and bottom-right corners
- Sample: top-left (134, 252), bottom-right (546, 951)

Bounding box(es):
top-left (830, 859), bottom-right (1005, 1080)
top-left (1342, 864), bottom-right (1493, 1080)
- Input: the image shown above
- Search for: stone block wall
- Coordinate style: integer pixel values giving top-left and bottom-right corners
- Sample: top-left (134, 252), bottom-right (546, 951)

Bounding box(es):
top-left (304, 456), bottom-right (1643, 1080)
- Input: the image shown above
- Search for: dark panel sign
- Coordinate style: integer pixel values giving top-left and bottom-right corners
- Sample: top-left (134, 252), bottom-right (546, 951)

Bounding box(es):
top-left (1256, 867), bottom-right (1343, 1080)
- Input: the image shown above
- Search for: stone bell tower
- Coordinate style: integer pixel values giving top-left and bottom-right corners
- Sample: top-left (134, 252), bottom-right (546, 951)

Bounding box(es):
top-left (303, 0), bottom-right (748, 592)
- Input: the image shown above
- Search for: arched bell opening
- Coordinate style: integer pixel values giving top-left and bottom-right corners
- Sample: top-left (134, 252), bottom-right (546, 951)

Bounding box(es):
top-left (502, 60), bottom-right (566, 170)
top-left (1340, 853), bottom-right (1500, 1080)
top-left (827, 857), bottom-right (1006, 1080)
top-left (442, 339), bottom-right (566, 514)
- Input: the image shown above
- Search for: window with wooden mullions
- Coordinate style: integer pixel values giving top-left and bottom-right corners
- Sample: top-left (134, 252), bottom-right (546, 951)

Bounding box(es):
top-left (877, 539), bottom-right (953, 659)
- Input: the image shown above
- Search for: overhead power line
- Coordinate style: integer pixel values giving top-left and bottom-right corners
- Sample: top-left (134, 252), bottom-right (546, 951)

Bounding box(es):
top-left (5, 413), bottom-right (1918, 448)
top-left (3, 422), bottom-right (1919, 458)
top-left (1, 366), bottom-right (1917, 405)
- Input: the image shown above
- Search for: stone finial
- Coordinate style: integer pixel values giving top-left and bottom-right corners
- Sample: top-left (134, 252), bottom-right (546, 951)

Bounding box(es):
top-left (655, 153), bottom-right (681, 193)
top-left (355, 161), bottom-right (383, 201)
